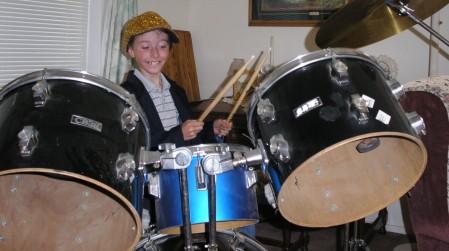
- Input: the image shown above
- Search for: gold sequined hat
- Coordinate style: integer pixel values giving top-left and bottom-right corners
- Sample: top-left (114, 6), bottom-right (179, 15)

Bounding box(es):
top-left (121, 11), bottom-right (179, 54)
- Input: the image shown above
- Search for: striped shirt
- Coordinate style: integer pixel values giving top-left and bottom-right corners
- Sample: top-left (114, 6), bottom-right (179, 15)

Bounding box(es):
top-left (134, 70), bottom-right (180, 131)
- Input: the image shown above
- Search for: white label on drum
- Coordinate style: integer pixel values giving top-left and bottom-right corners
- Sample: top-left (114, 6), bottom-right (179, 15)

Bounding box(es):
top-left (362, 95), bottom-right (375, 108)
top-left (293, 97), bottom-right (323, 118)
top-left (376, 110), bottom-right (391, 125)
top-left (71, 115), bottom-right (103, 132)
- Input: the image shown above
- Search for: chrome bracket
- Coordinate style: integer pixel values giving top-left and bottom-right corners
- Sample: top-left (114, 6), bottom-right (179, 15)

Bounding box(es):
top-left (269, 134), bottom-right (290, 163)
top-left (331, 58), bottom-right (349, 85)
top-left (257, 98), bottom-right (276, 124)
top-left (121, 107), bottom-right (139, 133)
top-left (138, 147), bottom-right (162, 171)
top-left (387, 79), bottom-right (405, 100)
top-left (115, 153), bottom-right (136, 182)
top-left (147, 172), bottom-right (160, 198)
top-left (245, 169), bottom-right (257, 188)
top-left (159, 144), bottom-right (192, 170)
top-left (406, 111), bottom-right (426, 136)
top-left (32, 79), bottom-right (50, 107)
top-left (351, 94), bottom-right (370, 124)
top-left (202, 152), bottom-right (233, 175)
top-left (18, 125), bottom-right (39, 157)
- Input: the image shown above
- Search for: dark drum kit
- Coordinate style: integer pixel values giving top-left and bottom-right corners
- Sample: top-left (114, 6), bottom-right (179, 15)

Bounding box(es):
top-left (0, 0), bottom-right (448, 250)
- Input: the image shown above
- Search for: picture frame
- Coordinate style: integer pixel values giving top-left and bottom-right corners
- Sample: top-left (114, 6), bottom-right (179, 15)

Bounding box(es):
top-left (249, 0), bottom-right (349, 27)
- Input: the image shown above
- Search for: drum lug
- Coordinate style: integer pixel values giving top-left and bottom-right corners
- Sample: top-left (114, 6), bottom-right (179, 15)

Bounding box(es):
top-left (351, 94), bottom-right (370, 124)
top-left (331, 58), bottom-right (349, 85)
top-left (195, 162), bottom-right (207, 190)
top-left (245, 169), bottom-right (257, 188)
top-left (147, 172), bottom-right (160, 198)
top-left (32, 79), bottom-right (50, 107)
top-left (115, 152), bottom-right (136, 181)
top-left (257, 98), bottom-right (276, 124)
top-left (387, 79), bottom-right (405, 100)
top-left (121, 107), bottom-right (139, 133)
top-left (406, 111), bottom-right (426, 136)
top-left (17, 125), bottom-right (39, 157)
top-left (269, 134), bottom-right (290, 163)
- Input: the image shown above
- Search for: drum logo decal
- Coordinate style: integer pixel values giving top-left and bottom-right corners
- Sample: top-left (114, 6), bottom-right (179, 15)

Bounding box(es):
top-left (71, 115), bottom-right (103, 132)
top-left (293, 97), bottom-right (323, 118)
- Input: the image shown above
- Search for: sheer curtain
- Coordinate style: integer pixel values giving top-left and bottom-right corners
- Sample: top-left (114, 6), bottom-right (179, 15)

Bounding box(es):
top-left (101, 0), bottom-right (137, 84)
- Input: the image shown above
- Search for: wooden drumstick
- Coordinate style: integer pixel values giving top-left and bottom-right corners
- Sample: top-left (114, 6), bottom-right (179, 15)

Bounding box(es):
top-left (227, 48), bottom-right (271, 122)
top-left (198, 55), bottom-right (255, 122)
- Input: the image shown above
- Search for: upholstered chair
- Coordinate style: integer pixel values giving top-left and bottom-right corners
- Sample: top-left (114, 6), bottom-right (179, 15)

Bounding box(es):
top-left (401, 76), bottom-right (449, 250)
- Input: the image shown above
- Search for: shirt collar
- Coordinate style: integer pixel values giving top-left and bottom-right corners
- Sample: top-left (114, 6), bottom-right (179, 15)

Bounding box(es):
top-left (133, 69), bottom-right (171, 93)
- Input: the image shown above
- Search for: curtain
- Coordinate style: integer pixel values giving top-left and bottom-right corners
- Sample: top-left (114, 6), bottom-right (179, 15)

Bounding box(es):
top-left (101, 0), bottom-right (137, 84)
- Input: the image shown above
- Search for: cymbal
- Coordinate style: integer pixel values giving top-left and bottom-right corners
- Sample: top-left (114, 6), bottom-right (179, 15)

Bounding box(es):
top-left (316, 0), bottom-right (449, 48)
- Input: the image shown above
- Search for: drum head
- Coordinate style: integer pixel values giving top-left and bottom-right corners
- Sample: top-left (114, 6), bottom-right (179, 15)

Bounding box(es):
top-left (277, 132), bottom-right (426, 227)
top-left (0, 168), bottom-right (141, 251)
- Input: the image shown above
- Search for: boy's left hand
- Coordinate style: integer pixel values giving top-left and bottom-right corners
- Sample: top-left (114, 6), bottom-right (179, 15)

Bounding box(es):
top-left (213, 119), bottom-right (233, 137)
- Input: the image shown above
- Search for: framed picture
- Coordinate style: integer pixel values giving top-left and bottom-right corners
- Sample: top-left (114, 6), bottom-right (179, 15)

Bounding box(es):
top-left (249, 0), bottom-right (349, 27)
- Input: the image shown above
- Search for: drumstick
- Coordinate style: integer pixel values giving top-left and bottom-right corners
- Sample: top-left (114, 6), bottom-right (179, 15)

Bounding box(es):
top-left (198, 55), bottom-right (255, 122)
top-left (227, 48), bottom-right (271, 122)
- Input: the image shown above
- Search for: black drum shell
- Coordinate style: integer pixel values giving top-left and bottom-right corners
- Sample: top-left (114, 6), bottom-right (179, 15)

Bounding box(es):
top-left (0, 70), bottom-right (149, 200)
top-left (247, 49), bottom-right (427, 227)
top-left (249, 49), bottom-right (415, 181)
top-left (0, 69), bottom-right (150, 251)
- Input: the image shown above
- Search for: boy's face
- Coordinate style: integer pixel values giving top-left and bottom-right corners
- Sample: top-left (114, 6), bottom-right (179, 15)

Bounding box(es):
top-left (127, 30), bottom-right (170, 80)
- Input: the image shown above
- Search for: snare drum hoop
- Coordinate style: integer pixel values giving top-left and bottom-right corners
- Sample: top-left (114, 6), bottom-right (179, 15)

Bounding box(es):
top-left (186, 143), bottom-right (251, 155)
top-left (0, 69), bottom-right (151, 150)
top-left (247, 48), bottom-right (389, 142)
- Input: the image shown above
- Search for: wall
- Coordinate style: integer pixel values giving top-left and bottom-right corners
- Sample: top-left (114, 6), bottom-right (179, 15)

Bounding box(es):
top-left (140, 0), bottom-right (449, 99)
top-left (138, 0), bottom-right (449, 235)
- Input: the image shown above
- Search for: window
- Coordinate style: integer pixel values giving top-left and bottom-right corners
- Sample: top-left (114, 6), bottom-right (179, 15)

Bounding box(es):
top-left (0, 0), bottom-right (90, 88)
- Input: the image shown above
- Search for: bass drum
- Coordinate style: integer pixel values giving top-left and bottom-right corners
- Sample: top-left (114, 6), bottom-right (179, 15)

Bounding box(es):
top-left (135, 230), bottom-right (267, 251)
top-left (247, 48), bottom-right (427, 227)
top-left (0, 69), bottom-right (150, 251)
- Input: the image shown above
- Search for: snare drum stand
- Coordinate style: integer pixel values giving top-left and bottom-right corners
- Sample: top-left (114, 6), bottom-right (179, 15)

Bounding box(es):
top-left (208, 174), bottom-right (219, 251)
top-left (179, 168), bottom-right (195, 251)
top-left (342, 208), bottom-right (388, 251)
top-left (343, 221), bottom-right (371, 251)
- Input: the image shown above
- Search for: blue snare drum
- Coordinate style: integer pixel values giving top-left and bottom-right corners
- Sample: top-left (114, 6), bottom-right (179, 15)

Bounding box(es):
top-left (153, 144), bottom-right (259, 234)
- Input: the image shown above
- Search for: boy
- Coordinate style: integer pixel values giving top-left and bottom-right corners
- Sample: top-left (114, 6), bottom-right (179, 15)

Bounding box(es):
top-left (121, 11), bottom-right (232, 149)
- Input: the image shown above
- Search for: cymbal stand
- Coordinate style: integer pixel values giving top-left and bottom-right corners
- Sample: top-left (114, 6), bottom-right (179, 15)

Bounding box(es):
top-left (386, 0), bottom-right (449, 47)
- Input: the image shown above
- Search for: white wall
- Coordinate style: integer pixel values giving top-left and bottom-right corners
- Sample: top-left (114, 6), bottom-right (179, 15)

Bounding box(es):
top-left (139, 0), bottom-right (449, 99)
top-left (137, 0), bottom-right (449, 235)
